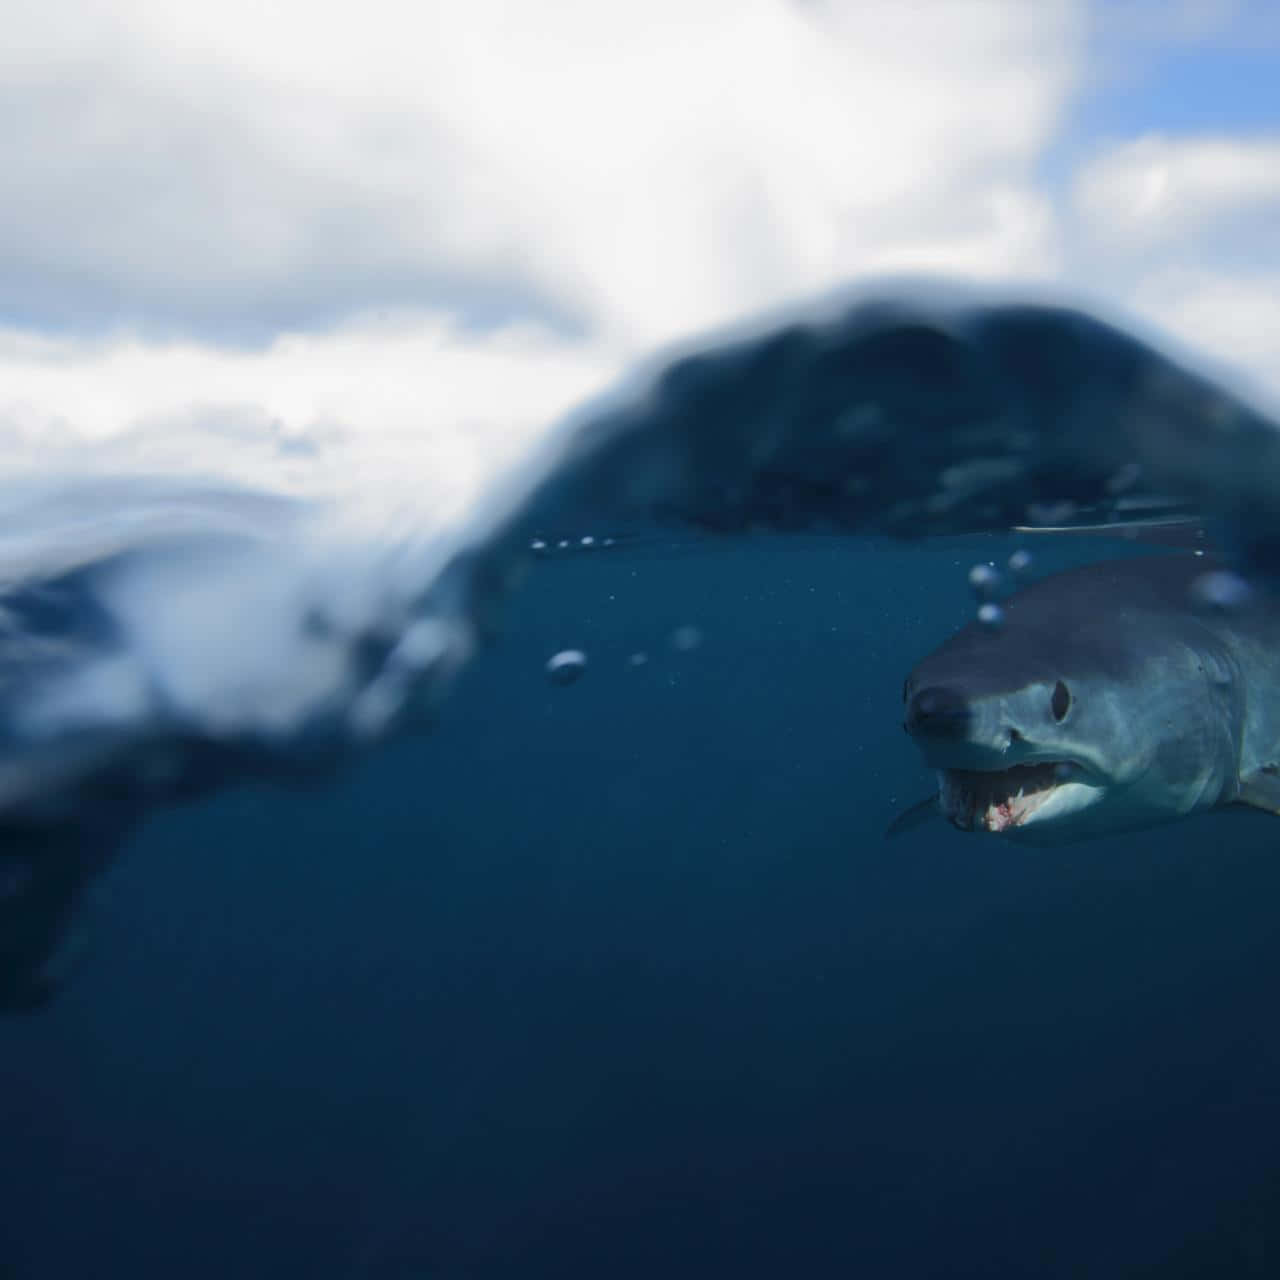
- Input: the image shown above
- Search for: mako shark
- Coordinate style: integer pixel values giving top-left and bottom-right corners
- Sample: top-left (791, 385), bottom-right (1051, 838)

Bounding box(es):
top-left (898, 553), bottom-right (1280, 844)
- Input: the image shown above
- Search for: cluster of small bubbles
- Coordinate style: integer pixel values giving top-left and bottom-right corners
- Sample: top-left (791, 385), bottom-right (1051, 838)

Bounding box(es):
top-left (967, 563), bottom-right (1002, 600)
top-left (545, 649), bottom-right (588, 685)
top-left (976, 602), bottom-right (1004, 630)
top-left (529, 534), bottom-right (617, 557)
top-left (1189, 570), bottom-right (1254, 613)
top-left (967, 553), bottom-right (1033, 626)
top-left (670, 624), bottom-right (703, 652)
top-left (545, 629), bottom-right (700, 688)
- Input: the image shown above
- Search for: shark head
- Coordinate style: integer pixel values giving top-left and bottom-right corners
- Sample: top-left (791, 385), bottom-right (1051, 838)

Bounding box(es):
top-left (902, 559), bottom-right (1246, 844)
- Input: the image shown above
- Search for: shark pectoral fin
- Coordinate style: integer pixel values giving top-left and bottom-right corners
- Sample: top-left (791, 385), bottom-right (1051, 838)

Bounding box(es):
top-left (1235, 766), bottom-right (1280, 816)
top-left (886, 792), bottom-right (941, 839)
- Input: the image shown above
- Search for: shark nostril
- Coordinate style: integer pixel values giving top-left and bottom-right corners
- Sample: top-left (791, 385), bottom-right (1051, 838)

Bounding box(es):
top-left (905, 685), bottom-right (971, 738)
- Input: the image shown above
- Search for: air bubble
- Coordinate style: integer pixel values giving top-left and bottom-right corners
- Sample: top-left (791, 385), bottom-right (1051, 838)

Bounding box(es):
top-left (546, 649), bottom-right (587, 685)
top-left (976, 602), bottom-right (1004, 630)
top-left (1007, 549), bottom-right (1033, 577)
top-left (628, 652), bottom-right (649, 667)
top-left (968, 564), bottom-right (1002, 600)
top-left (530, 539), bottom-right (548, 554)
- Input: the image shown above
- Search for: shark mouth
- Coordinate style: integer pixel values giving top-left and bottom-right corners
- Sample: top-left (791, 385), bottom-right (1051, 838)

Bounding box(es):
top-left (939, 763), bottom-right (1075, 833)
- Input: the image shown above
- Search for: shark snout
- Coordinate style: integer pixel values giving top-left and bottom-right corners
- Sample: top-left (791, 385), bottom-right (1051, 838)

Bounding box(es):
top-left (904, 684), bottom-right (972, 739)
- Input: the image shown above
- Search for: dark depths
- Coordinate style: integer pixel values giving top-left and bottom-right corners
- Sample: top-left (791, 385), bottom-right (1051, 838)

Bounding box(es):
top-left (3, 538), bottom-right (1279, 1278)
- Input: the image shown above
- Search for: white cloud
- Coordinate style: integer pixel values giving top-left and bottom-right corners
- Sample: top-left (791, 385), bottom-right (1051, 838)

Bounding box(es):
top-left (0, 312), bottom-right (618, 529)
top-left (1073, 134), bottom-right (1280, 247)
top-left (1122, 269), bottom-right (1280, 403)
top-left (2, 0), bottom-right (1079, 347)
top-left (0, 0), bottom-right (1087, 516)
top-left (1066, 133), bottom-right (1280, 405)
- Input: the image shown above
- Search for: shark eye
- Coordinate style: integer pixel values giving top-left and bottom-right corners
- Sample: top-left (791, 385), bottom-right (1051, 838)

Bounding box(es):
top-left (1051, 680), bottom-right (1071, 722)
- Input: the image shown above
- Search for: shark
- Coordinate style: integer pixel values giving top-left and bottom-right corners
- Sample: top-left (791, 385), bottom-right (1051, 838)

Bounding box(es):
top-left (897, 553), bottom-right (1280, 844)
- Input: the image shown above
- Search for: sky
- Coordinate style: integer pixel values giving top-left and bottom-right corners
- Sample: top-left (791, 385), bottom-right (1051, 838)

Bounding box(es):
top-left (0, 0), bottom-right (1276, 523)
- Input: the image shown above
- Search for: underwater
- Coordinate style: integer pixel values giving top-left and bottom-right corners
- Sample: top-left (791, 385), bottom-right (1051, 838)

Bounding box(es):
top-left (4, 288), bottom-right (1280, 1276)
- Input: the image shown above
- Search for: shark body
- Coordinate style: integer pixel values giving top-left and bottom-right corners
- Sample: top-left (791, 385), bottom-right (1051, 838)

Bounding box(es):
top-left (901, 554), bottom-right (1280, 844)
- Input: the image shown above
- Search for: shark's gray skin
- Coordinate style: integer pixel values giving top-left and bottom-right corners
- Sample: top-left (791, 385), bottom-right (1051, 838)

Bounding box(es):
top-left (900, 554), bottom-right (1280, 844)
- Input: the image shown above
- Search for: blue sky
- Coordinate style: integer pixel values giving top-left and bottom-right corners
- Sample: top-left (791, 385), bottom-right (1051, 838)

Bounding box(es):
top-left (1088, 42), bottom-right (1277, 134)
top-left (1046, 2), bottom-right (1279, 183)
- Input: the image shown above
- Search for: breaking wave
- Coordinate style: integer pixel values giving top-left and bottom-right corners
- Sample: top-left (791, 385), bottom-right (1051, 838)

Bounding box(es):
top-left (2, 282), bottom-right (1278, 1008)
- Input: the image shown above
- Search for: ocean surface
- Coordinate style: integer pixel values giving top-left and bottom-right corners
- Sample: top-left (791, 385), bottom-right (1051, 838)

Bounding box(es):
top-left (3, 286), bottom-right (1280, 1277)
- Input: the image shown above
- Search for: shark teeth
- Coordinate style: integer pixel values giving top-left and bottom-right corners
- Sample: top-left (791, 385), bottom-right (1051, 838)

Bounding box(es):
top-left (939, 763), bottom-right (1070, 832)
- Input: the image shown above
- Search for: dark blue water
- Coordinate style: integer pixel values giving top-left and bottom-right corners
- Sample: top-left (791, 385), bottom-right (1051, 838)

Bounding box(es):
top-left (5, 534), bottom-right (1280, 1277)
